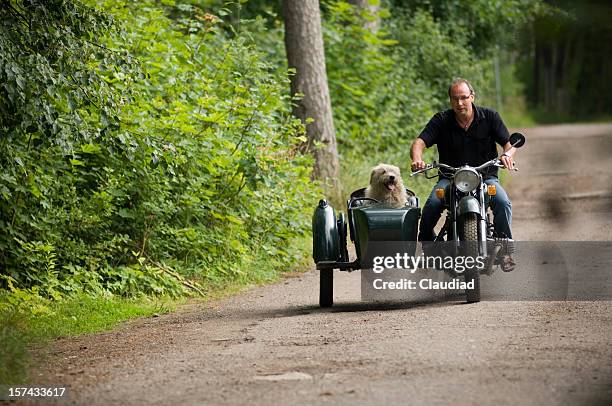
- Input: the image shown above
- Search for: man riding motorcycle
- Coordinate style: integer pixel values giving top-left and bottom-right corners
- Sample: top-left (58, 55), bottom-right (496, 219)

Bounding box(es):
top-left (410, 78), bottom-right (516, 271)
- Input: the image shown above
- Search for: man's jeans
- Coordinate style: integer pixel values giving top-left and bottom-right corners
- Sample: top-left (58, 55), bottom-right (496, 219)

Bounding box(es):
top-left (418, 177), bottom-right (512, 241)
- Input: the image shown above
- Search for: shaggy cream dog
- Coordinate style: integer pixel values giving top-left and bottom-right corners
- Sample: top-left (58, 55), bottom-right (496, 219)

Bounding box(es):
top-left (364, 163), bottom-right (409, 208)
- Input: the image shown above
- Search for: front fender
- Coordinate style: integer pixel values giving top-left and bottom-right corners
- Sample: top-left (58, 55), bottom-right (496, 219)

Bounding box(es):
top-left (457, 196), bottom-right (481, 218)
top-left (312, 199), bottom-right (340, 263)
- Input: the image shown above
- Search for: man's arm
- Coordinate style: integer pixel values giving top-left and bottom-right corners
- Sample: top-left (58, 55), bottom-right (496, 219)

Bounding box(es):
top-left (411, 138), bottom-right (427, 171)
top-left (412, 112), bottom-right (443, 171)
top-left (491, 110), bottom-right (514, 170)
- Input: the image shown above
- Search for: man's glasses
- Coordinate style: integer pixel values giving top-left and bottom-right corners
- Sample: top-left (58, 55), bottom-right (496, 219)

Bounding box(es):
top-left (450, 94), bottom-right (472, 103)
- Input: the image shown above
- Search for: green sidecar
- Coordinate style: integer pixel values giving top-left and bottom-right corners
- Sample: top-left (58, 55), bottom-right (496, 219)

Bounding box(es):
top-left (312, 188), bottom-right (421, 307)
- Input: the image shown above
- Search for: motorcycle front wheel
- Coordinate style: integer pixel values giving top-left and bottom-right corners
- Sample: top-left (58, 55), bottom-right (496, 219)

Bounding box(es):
top-left (461, 212), bottom-right (481, 303)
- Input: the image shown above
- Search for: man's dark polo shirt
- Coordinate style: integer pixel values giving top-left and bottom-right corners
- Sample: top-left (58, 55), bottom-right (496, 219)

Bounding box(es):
top-left (418, 104), bottom-right (510, 179)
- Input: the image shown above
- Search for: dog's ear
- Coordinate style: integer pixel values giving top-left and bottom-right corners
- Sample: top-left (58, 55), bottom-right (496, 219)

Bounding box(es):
top-left (370, 165), bottom-right (383, 183)
top-left (369, 167), bottom-right (377, 184)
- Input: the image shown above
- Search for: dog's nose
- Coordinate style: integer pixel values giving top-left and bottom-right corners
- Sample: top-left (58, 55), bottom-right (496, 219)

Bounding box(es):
top-left (389, 175), bottom-right (395, 181)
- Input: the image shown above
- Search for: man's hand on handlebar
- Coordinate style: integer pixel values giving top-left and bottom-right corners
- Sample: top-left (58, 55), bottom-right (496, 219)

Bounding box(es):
top-left (411, 160), bottom-right (427, 171)
top-left (500, 153), bottom-right (515, 171)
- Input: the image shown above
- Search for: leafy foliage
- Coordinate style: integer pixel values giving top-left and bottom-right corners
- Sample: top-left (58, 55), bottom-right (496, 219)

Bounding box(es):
top-left (322, 1), bottom-right (417, 152)
top-left (388, 0), bottom-right (542, 54)
top-left (321, 1), bottom-right (499, 154)
top-left (0, 0), bottom-right (317, 299)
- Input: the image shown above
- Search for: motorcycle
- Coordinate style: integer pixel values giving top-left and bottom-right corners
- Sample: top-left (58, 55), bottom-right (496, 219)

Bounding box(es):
top-left (410, 132), bottom-right (526, 302)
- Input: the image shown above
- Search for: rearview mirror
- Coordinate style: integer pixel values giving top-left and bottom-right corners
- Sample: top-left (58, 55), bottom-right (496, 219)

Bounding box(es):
top-left (509, 132), bottom-right (526, 148)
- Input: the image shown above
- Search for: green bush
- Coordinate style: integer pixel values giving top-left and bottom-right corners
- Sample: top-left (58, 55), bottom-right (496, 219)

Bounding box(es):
top-left (0, 0), bottom-right (317, 299)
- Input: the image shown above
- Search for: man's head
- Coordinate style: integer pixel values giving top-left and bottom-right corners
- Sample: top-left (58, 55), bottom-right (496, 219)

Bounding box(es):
top-left (448, 78), bottom-right (475, 119)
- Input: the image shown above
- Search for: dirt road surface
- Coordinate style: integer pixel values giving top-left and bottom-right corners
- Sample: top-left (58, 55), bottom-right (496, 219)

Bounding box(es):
top-left (30, 124), bottom-right (612, 405)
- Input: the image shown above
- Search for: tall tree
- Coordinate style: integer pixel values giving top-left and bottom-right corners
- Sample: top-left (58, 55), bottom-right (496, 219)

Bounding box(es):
top-left (348, 0), bottom-right (381, 33)
top-left (282, 0), bottom-right (341, 200)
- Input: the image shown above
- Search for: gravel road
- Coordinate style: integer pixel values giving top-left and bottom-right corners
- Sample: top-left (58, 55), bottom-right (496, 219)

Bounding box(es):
top-left (30, 124), bottom-right (612, 406)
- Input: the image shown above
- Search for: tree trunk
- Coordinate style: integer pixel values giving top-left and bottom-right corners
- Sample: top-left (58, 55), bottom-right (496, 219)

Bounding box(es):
top-left (533, 31), bottom-right (540, 106)
top-left (282, 0), bottom-right (341, 200)
top-left (348, 0), bottom-right (380, 33)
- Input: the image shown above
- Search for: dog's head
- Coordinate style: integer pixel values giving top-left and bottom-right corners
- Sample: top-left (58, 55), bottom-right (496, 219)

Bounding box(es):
top-left (369, 163), bottom-right (403, 192)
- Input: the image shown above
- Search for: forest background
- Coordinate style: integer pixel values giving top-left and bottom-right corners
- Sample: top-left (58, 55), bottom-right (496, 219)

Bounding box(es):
top-left (1, 0), bottom-right (611, 383)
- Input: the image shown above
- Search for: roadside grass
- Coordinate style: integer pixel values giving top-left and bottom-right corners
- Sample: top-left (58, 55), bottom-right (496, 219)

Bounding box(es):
top-left (500, 96), bottom-right (612, 127)
top-left (0, 236), bottom-right (313, 386)
top-left (501, 109), bottom-right (536, 129)
top-left (498, 96), bottom-right (537, 129)
top-left (0, 293), bottom-right (178, 385)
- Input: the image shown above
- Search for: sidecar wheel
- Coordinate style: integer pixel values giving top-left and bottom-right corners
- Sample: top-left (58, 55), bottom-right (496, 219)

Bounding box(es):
top-left (320, 270), bottom-right (333, 307)
top-left (462, 213), bottom-right (481, 303)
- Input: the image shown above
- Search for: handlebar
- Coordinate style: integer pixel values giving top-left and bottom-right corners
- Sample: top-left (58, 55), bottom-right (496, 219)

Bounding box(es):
top-left (410, 158), bottom-right (518, 177)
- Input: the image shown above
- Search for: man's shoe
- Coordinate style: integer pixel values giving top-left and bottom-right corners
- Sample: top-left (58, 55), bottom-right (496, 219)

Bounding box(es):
top-left (500, 255), bottom-right (516, 272)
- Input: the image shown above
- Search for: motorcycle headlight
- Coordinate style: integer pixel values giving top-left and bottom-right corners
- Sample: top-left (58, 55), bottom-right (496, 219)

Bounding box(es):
top-left (454, 168), bottom-right (480, 193)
